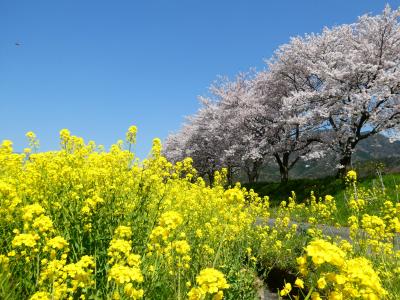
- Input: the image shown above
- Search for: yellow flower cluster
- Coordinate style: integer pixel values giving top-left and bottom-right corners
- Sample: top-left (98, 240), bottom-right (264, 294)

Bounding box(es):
top-left (297, 239), bottom-right (387, 299)
top-left (81, 194), bottom-right (104, 217)
top-left (107, 226), bottom-right (144, 299)
top-left (126, 125), bottom-right (138, 145)
top-left (9, 204), bottom-right (55, 262)
top-left (346, 170), bottom-right (357, 182)
top-left (278, 191), bottom-right (337, 227)
top-left (147, 211), bottom-right (193, 275)
top-left (35, 255), bottom-right (96, 299)
top-left (305, 239), bottom-right (346, 267)
top-left (279, 282), bottom-right (292, 297)
top-left (188, 268), bottom-right (230, 300)
top-left (3, 130), bottom-right (397, 299)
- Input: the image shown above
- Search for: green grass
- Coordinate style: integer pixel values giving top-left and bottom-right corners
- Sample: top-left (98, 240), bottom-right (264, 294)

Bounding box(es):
top-left (243, 176), bottom-right (345, 205)
top-left (244, 172), bottom-right (400, 225)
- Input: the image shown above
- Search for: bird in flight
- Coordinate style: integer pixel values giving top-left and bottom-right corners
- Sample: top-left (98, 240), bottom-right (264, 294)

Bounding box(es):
top-left (15, 42), bottom-right (21, 46)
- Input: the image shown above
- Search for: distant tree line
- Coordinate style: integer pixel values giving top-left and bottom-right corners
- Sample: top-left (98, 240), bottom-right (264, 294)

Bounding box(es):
top-left (164, 6), bottom-right (400, 183)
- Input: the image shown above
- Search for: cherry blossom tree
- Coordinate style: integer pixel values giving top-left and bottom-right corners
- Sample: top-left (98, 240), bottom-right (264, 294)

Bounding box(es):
top-left (242, 67), bottom-right (324, 183)
top-left (165, 6), bottom-right (400, 183)
top-left (164, 100), bottom-right (224, 183)
top-left (276, 6), bottom-right (400, 176)
top-left (207, 73), bottom-right (266, 183)
top-left (164, 73), bottom-right (266, 184)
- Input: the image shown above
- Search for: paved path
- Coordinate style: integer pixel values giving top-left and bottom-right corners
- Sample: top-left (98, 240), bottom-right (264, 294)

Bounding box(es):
top-left (259, 218), bottom-right (400, 249)
top-left (262, 218), bottom-right (351, 240)
top-left (256, 277), bottom-right (279, 300)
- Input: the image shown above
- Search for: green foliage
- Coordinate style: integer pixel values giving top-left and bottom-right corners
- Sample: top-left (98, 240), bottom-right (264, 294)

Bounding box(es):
top-left (247, 172), bottom-right (400, 225)
top-left (244, 176), bottom-right (344, 206)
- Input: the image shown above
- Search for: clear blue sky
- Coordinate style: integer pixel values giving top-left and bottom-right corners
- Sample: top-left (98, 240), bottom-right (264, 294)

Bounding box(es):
top-left (1, 1), bottom-right (399, 158)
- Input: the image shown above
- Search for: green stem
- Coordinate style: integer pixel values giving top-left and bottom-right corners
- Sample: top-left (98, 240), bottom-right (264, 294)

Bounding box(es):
top-left (303, 286), bottom-right (314, 300)
top-left (36, 253), bottom-right (40, 287)
top-left (212, 225), bottom-right (228, 268)
top-left (178, 258), bottom-right (181, 300)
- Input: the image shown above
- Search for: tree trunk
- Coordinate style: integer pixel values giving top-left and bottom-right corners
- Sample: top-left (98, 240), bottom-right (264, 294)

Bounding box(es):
top-left (207, 171), bottom-right (215, 185)
top-left (274, 153), bottom-right (290, 184)
top-left (226, 166), bottom-right (233, 186)
top-left (246, 160), bottom-right (262, 184)
top-left (337, 153), bottom-right (352, 178)
top-left (279, 165), bottom-right (289, 183)
top-left (247, 168), bottom-right (258, 184)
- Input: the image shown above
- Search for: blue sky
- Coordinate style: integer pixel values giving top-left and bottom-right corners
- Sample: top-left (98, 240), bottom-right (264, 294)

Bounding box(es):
top-left (1, 0), bottom-right (400, 158)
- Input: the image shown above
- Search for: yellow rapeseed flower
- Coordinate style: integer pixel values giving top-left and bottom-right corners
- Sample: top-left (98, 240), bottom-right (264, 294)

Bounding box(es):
top-left (108, 264), bottom-right (143, 284)
top-left (280, 282), bottom-right (292, 296)
top-left (294, 278), bottom-right (304, 289)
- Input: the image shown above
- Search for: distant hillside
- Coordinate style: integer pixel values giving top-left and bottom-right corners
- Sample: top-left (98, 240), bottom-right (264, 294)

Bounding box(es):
top-left (251, 134), bottom-right (400, 182)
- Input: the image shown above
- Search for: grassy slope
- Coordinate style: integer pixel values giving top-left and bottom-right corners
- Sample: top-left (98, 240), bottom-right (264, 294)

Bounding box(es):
top-left (244, 172), bottom-right (400, 225)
